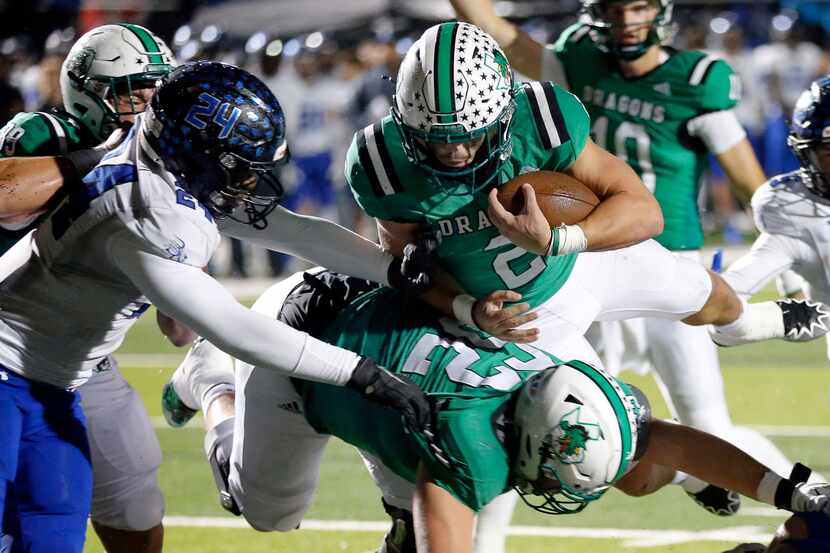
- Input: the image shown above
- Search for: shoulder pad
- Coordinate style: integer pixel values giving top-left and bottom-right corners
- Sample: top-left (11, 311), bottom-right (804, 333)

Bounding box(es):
top-left (552, 23), bottom-right (592, 55)
top-left (751, 171), bottom-right (810, 236)
top-left (352, 121), bottom-right (404, 197)
top-left (685, 53), bottom-right (739, 111)
top-left (519, 82), bottom-right (572, 149)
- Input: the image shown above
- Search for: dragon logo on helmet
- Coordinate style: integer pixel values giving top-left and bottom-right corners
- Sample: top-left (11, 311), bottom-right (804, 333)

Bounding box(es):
top-left (551, 407), bottom-right (602, 465)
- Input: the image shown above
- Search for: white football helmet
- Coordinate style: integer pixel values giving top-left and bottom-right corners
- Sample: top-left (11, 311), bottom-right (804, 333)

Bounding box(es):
top-left (392, 22), bottom-right (515, 193)
top-left (60, 24), bottom-right (176, 140)
top-left (513, 361), bottom-right (649, 514)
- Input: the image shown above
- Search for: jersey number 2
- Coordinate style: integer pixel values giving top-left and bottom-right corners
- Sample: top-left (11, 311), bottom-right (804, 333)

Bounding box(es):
top-left (592, 116), bottom-right (656, 192)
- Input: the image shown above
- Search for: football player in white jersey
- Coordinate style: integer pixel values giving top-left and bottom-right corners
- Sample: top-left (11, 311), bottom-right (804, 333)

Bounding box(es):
top-left (724, 77), bottom-right (830, 344)
top-left (0, 24), bottom-right (183, 553)
top-left (0, 61), bottom-right (433, 553)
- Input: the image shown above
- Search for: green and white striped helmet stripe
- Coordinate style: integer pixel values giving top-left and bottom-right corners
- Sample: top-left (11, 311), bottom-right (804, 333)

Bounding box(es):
top-left (432, 22), bottom-right (459, 124)
top-left (120, 23), bottom-right (164, 66)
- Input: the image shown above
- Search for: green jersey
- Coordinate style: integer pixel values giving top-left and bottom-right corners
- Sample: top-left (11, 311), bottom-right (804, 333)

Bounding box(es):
top-left (300, 287), bottom-right (561, 511)
top-left (0, 110), bottom-right (92, 252)
top-left (346, 83), bottom-right (590, 308)
top-left (545, 24), bottom-right (742, 250)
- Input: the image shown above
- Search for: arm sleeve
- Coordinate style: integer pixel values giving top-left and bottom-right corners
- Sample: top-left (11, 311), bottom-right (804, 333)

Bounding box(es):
top-left (107, 231), bottom-right (362, 385)
top-left (686, 109), bottom-right (747, 155)
top-left (722, 232), bottom-right (801, 298)
top-left (218, 205), bottom-right (394, 286)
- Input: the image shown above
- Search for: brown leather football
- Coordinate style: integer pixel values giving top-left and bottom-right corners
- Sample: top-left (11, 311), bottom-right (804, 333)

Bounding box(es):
top-left (497, 170), bottom-right (599, 227)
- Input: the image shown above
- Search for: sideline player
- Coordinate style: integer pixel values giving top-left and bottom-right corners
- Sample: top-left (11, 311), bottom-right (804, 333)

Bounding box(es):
top-left (179, 268), bottom-right (830, 553)
top-left (0, 24), bottom-right (179, 553)
top-left (724, 78), bottom-right (830, 346)
top-left (345, 21), bottom-right (827, 551)
top-left (0, 61), bottom-right (432, 553)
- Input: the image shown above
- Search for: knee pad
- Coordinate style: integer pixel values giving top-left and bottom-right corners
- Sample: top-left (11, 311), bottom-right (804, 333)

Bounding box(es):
top-left (205, 417), bottom-right (240, 515)
top-left (90, 471), bottom-right (164, 532)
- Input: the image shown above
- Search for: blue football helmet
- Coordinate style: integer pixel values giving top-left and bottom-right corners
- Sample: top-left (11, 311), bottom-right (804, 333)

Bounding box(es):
top-left (789, 76), bottom-right (830, 199)
top-left (143, 61), bottom-right (289, 227)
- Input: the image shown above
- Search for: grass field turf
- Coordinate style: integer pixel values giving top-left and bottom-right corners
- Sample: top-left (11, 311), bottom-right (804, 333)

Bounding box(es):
top-left (83, 296), bottom-right (830, 552)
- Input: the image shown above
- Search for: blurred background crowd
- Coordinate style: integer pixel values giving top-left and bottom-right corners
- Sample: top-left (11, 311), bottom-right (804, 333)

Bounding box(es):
top-left (1, 0), bottom-right (829, 278)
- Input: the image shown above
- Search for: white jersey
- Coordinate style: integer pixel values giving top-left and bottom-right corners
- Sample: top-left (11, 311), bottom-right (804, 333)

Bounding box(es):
top-left (724, 170), bottom-right (830, 306)
top-left (0, 116), bottom-right (219, 389)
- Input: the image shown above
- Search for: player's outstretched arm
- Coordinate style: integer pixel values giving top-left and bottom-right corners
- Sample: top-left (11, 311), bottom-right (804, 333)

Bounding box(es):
top-left (219, 206), bottom-right (396, 287)
top-left (110, 234), bottom-right (434, 431)
top-left (413, 463), bottom-right (475, 553)
top-left (722, 233), bottom-right (800, 298)
top-left (715, 138), bottom-right (767, 200)
top-left (619, 420), bottom-right (830, 515)
top-left (448, 0), bottom-right (545, 80)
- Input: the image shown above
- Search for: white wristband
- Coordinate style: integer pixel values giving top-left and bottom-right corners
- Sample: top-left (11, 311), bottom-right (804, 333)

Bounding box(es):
top-left (546, 224), bottom-right (588, 256)
top-left (451, 294), bottom-right (477, 327)
top-left (756, 470), bottom-right (783, 507)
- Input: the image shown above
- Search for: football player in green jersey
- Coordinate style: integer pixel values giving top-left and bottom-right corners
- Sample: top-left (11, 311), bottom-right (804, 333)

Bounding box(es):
top-left (347, 20), bottom-right (827, 552)
top-left (450, 0), bottom-right (809, 531)
top-left (0, 24), bottom-right (184, 553)
top-left (184, 269), bottom-right (830, 553)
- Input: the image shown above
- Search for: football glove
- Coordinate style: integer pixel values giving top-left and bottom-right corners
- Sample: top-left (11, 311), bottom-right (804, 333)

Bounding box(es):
top-left (347, 357), bottom-right (433, 433)
top-left (387, 231), bottom-right (438, 294)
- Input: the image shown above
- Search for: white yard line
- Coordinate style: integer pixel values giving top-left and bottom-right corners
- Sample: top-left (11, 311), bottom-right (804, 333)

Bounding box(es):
top-left (149, 415), bottom-right (830, 438)
top-left (161, 516), bottom-right (773, 547)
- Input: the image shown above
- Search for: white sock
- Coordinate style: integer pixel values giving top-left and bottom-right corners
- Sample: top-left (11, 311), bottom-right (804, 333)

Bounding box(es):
top-left (679, 475), bottom-right (709, 494)
top-left (713, 301), bottom-right (784, 345)
top-left (172, 338), bottom-right (236, 411)
top-left (474, 491), bottom-right (518, 553)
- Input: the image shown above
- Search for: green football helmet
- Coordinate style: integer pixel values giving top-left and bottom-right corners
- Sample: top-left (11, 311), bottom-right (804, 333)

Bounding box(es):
top-left (60, 24), bottom-right (176, 140)
top-left (392, 22), bottom-right (515, 194)
top-left (512, 361), bottom-right (650, 515)
top-left (580, 0), bottom-right (675, 61)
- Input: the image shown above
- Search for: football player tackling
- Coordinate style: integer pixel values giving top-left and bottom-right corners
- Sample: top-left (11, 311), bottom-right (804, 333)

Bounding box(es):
top-left (0, 61), bottom-right (432, 553)
top-left (0, 24), bottom-right (179, 553)
top-left (725, 78), bottom-right (830, 344)
top-left (180, 269), bottom-right (830, 553)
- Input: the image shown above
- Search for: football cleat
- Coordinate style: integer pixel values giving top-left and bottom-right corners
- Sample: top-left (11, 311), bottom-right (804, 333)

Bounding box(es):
top-left (686, 485), bottom-right (741, 517)
top-left (161, 380), bottom-right (198, 428)
top-left (779, 299), bottom-right (830, 342)
top-left (376, 499), bottom-right (415, 553)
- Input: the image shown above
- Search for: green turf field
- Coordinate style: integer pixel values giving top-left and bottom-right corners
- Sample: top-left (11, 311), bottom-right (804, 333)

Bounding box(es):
top-left (83, 295), bottom-right (830, 553)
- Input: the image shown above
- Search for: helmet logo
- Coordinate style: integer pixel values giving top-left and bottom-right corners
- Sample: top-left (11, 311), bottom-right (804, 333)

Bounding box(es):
top-left (480, 48), bottom-right (513, 92)
top-left (552, 407), bottom-right (602, 465)
top-left (184, 92), bottom-right (242, 139)
top-left (65, 47), bottom-right (96, 86)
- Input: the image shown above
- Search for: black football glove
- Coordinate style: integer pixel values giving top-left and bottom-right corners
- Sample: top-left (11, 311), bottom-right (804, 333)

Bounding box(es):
top-left (347, 357), bottom-right (432, 433)
top-left (387, 230), bottom-right (438, 294)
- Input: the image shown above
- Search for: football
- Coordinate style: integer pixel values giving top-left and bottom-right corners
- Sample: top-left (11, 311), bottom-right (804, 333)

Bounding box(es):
top-left (496, 171), bottom-right (599, 227)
